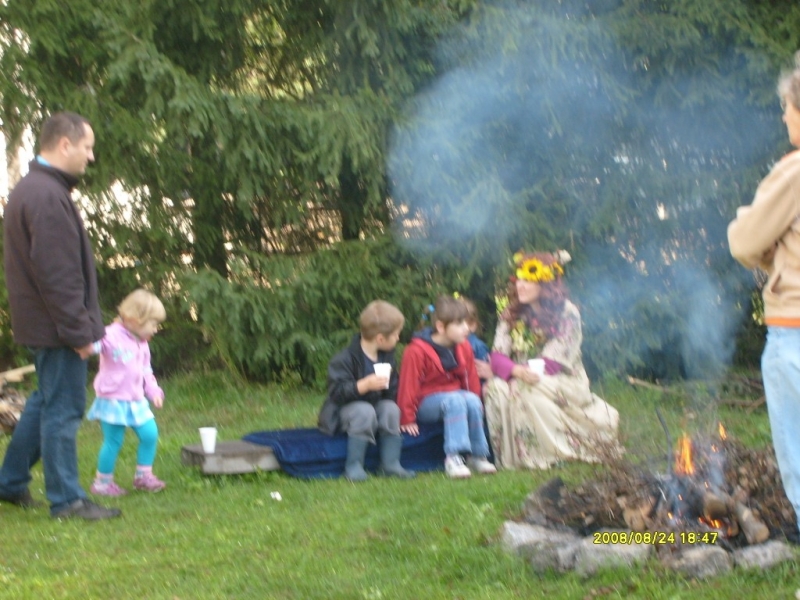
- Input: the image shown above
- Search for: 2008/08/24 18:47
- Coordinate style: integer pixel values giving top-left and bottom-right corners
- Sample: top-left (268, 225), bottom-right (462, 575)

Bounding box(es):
top-left (593, 531), bottom-right (718, 545)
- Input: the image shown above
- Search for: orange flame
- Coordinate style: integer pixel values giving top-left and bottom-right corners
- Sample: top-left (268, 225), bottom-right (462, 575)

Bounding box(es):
top-left (718, 422), bottom-right (727, 440)
top-left (699, 516), bottom-right (723, 528)
top-left (675, 434), bottom-right (694, 475)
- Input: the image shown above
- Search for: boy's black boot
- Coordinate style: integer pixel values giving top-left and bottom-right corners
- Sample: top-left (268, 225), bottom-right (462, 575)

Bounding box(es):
top-left (344, 437), bottom-right (369, 482)
top-left (378, 434), bottom-right (415, 479)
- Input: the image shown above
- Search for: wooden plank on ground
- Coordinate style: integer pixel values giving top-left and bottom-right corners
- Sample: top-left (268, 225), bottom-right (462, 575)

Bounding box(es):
top-left (181, 440), bottom-right (280, 475)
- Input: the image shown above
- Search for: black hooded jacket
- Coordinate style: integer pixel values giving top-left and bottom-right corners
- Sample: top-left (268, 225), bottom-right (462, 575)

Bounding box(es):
top-left (317, 334), bottom-right (399, 435)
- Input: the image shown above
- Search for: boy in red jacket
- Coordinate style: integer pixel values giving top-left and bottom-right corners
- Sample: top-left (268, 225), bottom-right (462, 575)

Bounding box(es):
top-left (397, 295), bottom-right (497, 479)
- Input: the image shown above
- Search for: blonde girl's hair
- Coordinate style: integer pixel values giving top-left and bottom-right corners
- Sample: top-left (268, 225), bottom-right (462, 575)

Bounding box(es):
top-left (118, 289), bottom-right (166, 324)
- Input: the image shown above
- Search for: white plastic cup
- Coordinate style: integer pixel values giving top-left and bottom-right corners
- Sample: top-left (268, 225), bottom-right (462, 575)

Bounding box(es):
top-left (199, 427), bottom-right (217, 454)
top-left (527, 358), bottom-right (546, 376)
top-left (373, 363), bottom-right (392, 389)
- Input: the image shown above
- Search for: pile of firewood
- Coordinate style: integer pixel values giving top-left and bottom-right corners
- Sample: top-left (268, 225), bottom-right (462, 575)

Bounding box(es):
top-left (0, 386), bottom-right (26, 434)
top-left (523, 434), bottom-right (795, 549)
top-left (0, 365), bottom-right (34, 434)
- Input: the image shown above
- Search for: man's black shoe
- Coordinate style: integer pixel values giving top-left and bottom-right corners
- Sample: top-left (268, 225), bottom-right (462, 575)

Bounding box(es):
top-left (52, 499), bottom-right (121, 521)
top-left (0, 488), bottom-right (42, 508)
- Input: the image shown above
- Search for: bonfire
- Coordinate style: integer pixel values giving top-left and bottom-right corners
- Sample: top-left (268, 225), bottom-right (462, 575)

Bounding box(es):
top-left (524, 419), bottom-right (794, 552)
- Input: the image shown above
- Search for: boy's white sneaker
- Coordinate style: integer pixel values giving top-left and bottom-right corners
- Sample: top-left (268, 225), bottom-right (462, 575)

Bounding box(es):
top-left (444, 455), bottom-right (471, 479)
top-left (467, 456), bottom-right (498, 475)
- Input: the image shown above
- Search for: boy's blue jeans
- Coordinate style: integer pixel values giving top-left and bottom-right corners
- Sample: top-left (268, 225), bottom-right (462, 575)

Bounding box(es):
top-left (762, 326), bottom-right (800, 529)
top-left (0, 347), bottom-right (88, 514)
top-left (416, 390), bottom-right (490, 458)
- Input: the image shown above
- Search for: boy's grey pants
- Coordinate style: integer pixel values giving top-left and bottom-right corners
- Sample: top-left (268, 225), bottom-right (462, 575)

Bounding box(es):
top-left (339, 400), bottom-right (400, 444)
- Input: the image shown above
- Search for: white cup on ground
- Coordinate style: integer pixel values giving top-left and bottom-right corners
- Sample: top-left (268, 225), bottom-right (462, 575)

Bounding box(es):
top-left (373, 362), bottom-right (392, 389)
top-left (199, 427), bottom-right (217, 454)
top-left (528, 358), bottom-right (546, 376)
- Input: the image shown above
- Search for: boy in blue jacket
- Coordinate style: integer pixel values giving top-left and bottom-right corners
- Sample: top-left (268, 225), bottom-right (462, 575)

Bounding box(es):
top-left (318, 300), bottom-right (415, 481)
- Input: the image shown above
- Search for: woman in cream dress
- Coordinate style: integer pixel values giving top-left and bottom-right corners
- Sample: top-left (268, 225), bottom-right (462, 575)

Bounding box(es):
top-left (483, 251), bottom-right (620, 469)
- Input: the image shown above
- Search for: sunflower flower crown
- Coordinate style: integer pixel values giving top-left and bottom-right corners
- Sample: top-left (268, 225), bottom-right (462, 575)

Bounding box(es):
top-left (512, 250), bottom-right (571, 283)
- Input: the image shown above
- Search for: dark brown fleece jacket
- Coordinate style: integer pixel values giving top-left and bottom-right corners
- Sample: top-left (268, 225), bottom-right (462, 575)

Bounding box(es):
top-left (4, 160), bottom-right (104, 348)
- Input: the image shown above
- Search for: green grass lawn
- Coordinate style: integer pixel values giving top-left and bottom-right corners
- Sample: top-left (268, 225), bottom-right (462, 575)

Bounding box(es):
top-left (0, 372), bottom-right (796, 599)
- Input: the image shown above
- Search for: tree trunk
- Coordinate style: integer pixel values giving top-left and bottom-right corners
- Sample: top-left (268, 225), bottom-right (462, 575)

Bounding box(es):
top-left (191, 139), bottom-right (228, 277)
top-left (337, 154), bottom-right (367, 241)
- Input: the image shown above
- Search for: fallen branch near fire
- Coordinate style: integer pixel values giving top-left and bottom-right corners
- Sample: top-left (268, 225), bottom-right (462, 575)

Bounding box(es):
top-left (626, 376), bottom-right (667, 392)
top-left (627, 373), bottom-right (766, 414)
top-left (718, 396), bottom-right (765, 413)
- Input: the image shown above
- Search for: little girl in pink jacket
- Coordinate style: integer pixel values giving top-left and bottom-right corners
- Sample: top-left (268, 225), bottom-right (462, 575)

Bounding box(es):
top-left (87, 289), bottom-right (167, 496)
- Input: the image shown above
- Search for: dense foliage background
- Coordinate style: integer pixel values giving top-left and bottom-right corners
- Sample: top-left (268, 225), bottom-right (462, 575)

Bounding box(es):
top-left (2, 0), bottom-right (799, 385)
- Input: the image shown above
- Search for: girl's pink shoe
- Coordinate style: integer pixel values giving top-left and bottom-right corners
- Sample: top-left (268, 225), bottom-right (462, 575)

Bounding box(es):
top-left (133, 473), bottom-right (166, 492)
top-left (90, 480), bottom-right (128, 497)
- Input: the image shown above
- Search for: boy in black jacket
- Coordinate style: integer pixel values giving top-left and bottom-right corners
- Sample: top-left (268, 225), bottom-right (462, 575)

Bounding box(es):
top-left (318, 300), bottom-right (414, 481)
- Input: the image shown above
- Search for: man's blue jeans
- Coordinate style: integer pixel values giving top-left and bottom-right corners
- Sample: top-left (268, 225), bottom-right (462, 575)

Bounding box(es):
top-left (416, 390), bottom-right (490, 458)
top-left (762, 326), bottom-right (800, 528)
top-left (0, 347), bottom-right (88, 514)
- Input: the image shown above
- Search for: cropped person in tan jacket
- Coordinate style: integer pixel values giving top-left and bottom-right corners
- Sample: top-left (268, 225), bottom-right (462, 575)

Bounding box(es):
top-left (728, 51), bottom-right (800, 543)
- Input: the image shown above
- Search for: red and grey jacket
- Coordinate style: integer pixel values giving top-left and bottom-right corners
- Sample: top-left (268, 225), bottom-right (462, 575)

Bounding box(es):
top-left (396, 334), bottom-right (481, 426)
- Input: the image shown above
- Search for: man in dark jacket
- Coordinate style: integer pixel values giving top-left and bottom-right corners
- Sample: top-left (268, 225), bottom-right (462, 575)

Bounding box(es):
top-left (0, 112), bottom-right (120, 520)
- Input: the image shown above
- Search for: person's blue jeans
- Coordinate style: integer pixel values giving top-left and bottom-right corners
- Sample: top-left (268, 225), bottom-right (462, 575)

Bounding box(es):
top-left (0, 347), bottom-right (88, 514)
top-left (762, 326), bottom-right (800, 528)
top-left (416, 390), bottom-right (490, 457)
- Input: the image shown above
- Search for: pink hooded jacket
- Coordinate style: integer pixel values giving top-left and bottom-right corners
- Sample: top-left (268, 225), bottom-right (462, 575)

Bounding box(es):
top-left (92, 321), bottom-right (163, 402)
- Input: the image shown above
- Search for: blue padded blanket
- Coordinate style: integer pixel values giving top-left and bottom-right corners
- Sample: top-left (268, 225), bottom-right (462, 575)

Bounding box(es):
top-left (242, 423), bottom-right (447, 479)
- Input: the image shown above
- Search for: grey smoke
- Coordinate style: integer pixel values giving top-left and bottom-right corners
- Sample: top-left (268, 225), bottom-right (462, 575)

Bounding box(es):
top-left (388, 4), bottom-right (772, 380)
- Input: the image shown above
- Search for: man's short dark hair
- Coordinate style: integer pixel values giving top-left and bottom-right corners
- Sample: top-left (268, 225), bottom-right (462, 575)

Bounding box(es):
top-left (39, 112), bottom-right (90, 151)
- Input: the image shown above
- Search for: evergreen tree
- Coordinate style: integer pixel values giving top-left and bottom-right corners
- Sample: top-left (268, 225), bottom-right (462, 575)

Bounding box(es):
top-left (0, 0), bottom-right (469, 380)
top-left (2, 0), bottom-right (800, 380)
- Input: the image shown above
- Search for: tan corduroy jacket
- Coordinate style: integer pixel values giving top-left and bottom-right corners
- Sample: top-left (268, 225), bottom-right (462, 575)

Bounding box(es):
top-left (728, 150), bottom-right (800, 325)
